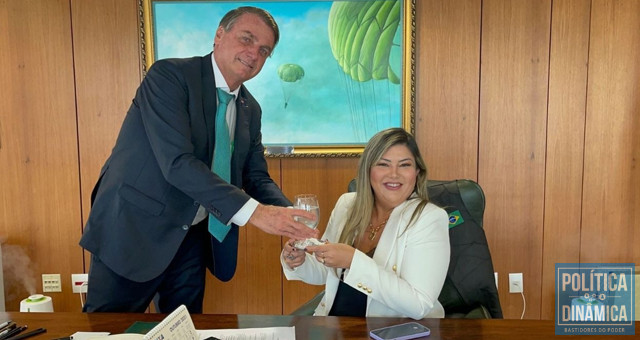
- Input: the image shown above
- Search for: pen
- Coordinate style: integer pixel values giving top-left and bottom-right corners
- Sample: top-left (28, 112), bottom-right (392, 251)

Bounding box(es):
top-left (0, 322), bottom-right (11, 332)
top-left (0, 325), bottom-right (26, 340)
top-left (5, 327), bottom-right (46, 340)
top-left (0, 325), bottom-right (16, 339)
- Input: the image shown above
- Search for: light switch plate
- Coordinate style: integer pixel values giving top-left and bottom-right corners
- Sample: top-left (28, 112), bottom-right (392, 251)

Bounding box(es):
top-left (509, 273), bottom-right (523, 293)
top-left (71, 273), bottom-right (89, 293)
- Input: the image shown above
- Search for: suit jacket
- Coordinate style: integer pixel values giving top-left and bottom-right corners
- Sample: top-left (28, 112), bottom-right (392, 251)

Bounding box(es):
top-left (282, 193), bottom-right (450, 319)
top-left (80, 53), bottom-right (290, 283)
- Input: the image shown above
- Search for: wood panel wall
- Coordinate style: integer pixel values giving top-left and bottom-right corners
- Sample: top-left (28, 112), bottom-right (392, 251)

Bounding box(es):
top-left (480, 0), bottom-right (551, 319)
top-left (0, 0), bottom-right (83, 312)
top-left (541, 0), bottom-right (590, 319)
top-left (581, 0), bottom-right (640, 263)
top-left (1, 0), bottom-right (639, 320)
top-left (417, 0), bottom-right (480, 181)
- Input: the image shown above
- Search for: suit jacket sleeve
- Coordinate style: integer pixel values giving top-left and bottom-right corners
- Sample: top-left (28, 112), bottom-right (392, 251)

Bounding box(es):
top-left (280, 194), bottom-right (350, 284)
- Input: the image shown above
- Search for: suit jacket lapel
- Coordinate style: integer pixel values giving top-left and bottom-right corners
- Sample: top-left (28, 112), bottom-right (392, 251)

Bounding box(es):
top-left (201, 53), bottom-right (217, 165)
top-left (373, 199), bottom-right (414, 268)
top-left (231, 87), bottom-right (251, 185)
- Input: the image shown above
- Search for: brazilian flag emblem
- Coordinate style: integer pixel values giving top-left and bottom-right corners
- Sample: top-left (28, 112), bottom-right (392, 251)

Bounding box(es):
top-left (448, 210), bottom-right (464, 228)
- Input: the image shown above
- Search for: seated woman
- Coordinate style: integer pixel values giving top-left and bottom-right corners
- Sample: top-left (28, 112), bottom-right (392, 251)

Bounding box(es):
top-left (281, 128), bottom-right (450, 319)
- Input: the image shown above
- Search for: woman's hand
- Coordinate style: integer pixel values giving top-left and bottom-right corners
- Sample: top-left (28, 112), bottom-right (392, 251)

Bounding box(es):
top-left (282, 239), bottom-right (306, 269)
top-left (306, 241), bottom-right (356, 269)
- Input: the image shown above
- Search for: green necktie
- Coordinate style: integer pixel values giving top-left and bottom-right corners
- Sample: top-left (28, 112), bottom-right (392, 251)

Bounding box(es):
top-left (208, 88), bottom-right (234, 242)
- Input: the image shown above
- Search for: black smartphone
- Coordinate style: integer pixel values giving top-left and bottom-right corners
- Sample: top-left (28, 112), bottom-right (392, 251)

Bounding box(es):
top-left (369, 322), bottom-right (431, 340)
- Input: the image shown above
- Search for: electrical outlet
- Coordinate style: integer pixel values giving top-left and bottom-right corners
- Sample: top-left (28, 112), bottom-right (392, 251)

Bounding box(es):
top-left (509, 273), bottom-right (523, 293)
top-left (42, 273), bottom-right (62, 292)
top-left (71, 273), bottom-right (89, 293)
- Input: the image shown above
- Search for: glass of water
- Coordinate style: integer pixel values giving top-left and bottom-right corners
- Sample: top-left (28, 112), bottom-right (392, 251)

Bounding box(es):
top-left (294, 194), bottom-right (319, 229)
top-left (293, 194), bottom-right (323, 249)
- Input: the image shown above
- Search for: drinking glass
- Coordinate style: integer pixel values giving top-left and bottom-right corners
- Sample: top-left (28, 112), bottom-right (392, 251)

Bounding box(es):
top-left (293, 194), bottom-right (323, 249)
top-left (294, 194), bottom-right (320, 229)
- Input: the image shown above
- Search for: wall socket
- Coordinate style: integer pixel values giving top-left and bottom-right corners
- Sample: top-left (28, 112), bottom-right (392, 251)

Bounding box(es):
top-left (71, 273), bottom-right (89, 293)
top-left (509, 273), bottom-right (523, 293)
top-left (42, 274), bottom-right (62, 292)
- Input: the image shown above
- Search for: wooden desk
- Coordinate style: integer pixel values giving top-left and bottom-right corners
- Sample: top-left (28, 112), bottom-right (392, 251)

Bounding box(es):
top-left (1, 312), bottom-right (637, 339)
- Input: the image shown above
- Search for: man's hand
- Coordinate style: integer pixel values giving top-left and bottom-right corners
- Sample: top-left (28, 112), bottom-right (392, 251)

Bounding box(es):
top-left (249, 204), bottom-right (319, 239)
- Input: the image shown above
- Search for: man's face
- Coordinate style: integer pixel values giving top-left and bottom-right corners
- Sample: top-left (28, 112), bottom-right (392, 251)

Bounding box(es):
top-left (213, 13), bottom-right (275, 90)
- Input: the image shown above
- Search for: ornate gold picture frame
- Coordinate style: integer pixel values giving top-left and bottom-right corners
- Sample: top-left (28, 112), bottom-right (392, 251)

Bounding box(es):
top-left (140, 0), bottom-right (415, 157)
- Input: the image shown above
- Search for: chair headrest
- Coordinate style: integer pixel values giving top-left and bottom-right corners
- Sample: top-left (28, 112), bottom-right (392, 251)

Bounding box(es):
top-left (346, 178), bottom-right (485, 228)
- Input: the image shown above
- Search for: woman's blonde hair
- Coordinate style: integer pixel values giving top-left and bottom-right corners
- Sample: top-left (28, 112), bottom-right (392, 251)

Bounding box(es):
top-left (338, 128), bottom-right (429, 245)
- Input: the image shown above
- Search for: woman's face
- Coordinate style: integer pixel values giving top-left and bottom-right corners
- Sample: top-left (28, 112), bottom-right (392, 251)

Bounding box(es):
top-left (369, 144), bottom-right (419, 211)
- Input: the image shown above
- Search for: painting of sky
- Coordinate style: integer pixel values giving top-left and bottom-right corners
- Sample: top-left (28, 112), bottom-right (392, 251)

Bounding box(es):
top-left (153, 0), bottom-right (403, 146)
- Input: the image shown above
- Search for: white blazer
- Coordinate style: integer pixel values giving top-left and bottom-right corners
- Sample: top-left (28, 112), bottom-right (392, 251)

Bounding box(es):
top-left (282, 192), bottom-right (450, 319)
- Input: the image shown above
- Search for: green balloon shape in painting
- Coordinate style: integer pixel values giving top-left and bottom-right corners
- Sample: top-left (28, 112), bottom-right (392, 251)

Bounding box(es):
top-left (277, 63), bottom-right (305, 108)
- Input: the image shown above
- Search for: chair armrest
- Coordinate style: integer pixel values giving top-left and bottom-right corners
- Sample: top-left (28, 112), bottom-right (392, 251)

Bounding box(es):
top-left (290, 290), bottom-right (325, 316)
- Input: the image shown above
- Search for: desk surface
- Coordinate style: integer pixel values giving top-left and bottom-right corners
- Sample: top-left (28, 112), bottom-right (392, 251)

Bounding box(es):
top-left (0, 312), bottom-right (637, 339)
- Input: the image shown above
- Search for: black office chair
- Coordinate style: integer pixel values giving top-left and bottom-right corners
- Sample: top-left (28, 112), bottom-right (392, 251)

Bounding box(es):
top-left (290, 179), bottom-right (502, 318)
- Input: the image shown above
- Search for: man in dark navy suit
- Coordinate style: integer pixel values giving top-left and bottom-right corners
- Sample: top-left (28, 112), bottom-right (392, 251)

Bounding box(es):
top-left (80, 6), bottom-right (317, 313)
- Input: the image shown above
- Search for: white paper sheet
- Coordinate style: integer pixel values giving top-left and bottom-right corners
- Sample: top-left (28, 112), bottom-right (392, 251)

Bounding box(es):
top-left (70, 331), bottom-right (111, 339)
top-left (197, 326), bottom-right (295, 340)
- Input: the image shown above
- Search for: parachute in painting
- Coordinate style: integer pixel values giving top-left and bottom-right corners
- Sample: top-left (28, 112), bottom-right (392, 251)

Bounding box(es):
top-left (327, 1), bottom-right (402, 141)
top-left (328, 0), bottom-right (401, 84)
top-left (277, 63), bottom-right (305, 109)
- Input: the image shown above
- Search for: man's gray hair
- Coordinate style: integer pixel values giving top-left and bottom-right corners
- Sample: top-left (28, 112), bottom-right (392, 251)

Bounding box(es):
top-left (219, 6), bottom-right (280, 47)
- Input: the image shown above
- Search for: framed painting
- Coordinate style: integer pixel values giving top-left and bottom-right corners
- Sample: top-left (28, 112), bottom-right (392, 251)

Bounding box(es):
top-left (140, 0), bottom-right (415, 157)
